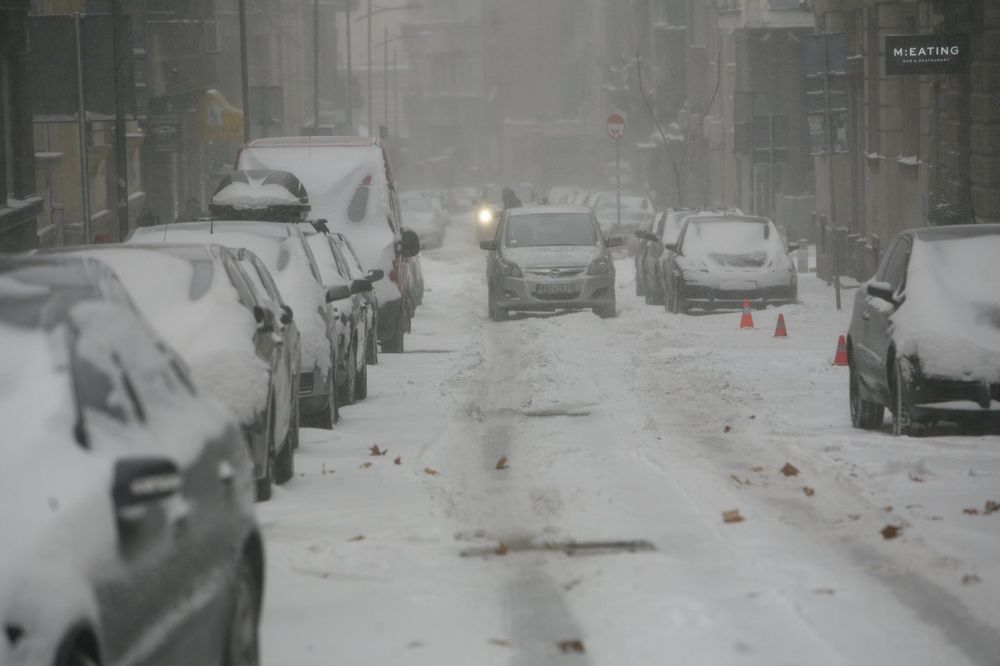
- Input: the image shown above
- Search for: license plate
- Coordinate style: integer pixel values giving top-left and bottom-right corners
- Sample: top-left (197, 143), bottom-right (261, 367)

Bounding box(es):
top-left (536, 283), bottom-right (576, 295)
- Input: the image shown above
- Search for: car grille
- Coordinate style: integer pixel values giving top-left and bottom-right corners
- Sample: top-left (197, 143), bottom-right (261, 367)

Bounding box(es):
top-left (299, 371), bottom-right (314, 395)
top-left (526, 267), bottom-right (585, 278)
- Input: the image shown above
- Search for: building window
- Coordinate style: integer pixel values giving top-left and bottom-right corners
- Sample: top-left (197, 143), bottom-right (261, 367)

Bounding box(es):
top-left (204, 20), bottom-right (220, 54)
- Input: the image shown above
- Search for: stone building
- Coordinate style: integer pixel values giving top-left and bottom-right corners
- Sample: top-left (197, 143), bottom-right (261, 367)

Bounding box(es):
top-left (810, 0), bottom-right (1000, 279)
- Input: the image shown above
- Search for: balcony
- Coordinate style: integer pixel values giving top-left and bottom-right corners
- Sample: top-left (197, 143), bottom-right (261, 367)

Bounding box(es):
top-left (717, 0), bottom-right (815, 30)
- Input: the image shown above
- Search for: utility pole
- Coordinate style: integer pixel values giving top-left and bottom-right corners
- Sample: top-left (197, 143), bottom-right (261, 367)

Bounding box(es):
top-left (346, 2), bottom-right (353, 132)
top-left (392, 47), bottom-right (398, 137)
top-left (238, 0), bottom-right (251, 144)
top-left (384, 26), bottom-right (389, 135)
top-left (314, 0), bottom-right (320, 130)
top-left (111, 0), bottom-right (129, 241)
top-left (73, 13), bottom-right (93, 243)
top-left (367, 0), bottom-right (373, 135)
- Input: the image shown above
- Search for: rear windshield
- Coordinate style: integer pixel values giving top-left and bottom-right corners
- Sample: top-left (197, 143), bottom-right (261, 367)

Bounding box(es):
top-left (683, 219), bottom-right (771, 254)
top-left (505, 213), bottom-right (597, 248)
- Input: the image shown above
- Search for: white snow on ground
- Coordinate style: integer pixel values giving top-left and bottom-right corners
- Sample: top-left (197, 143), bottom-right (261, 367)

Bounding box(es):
top-left (258, 216), bottom-right (1000, 665)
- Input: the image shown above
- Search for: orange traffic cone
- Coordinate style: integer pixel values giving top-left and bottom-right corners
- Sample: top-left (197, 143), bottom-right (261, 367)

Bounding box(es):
top-left (832, 335), bottom-right (849, 366)
top-left (774, 313), bottom-right (788, 338)
top-left (739, 298), bottom-right (754, 329)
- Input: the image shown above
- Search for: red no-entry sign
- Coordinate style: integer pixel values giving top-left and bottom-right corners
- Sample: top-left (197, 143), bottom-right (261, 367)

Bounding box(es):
top-left (607, 113), bottom-right (626, 139)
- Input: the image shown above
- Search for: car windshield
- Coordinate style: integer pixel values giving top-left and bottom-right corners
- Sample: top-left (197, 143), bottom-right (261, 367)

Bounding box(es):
top-left (683, 219), bottom-right (771, 254)
top-left (505, 213), bottom-right (597, 247)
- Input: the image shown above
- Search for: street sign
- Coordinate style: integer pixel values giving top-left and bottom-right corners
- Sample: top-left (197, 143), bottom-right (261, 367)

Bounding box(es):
top-left (607, 113), bottom-right (625, 140)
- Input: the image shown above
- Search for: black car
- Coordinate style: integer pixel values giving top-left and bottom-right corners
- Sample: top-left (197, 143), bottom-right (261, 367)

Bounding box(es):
top-left (847, 224), bottom-right (1000, 436)
top-left (658, 215), bottom-right (798, 313)
top-left (0, 255), bottom-right (262, 666)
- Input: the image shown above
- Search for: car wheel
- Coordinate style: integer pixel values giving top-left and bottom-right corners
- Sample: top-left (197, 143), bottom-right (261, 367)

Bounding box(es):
top-left (850, 363), bottom-right (884, 430)
top-left (671, 280), bottom-right (687, 314)
top-left (337, 344), bottom-right (357, 406)
top-left (254, 399), bottom-right (275, 501)
top-left (56, 638), bottom-right (100, 666)
top-left (222, 559), bottom-right (261, 666)
top-left (288, 388), bottom-right (300, 450)
top-left (596, 292), bottom-right (617, 319)
top-left (274, 397), bottom-right (294, 485)
top-left (892, 359), bottom-right (925, 437)
top-left (355, 345), bottom-right (368, 400)
top-left (366, 326), bottom-right (378, 365)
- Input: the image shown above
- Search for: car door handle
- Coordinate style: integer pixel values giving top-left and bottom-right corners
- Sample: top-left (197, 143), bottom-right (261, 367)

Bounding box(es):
top-left (862, 311), bottom-right (871, 321)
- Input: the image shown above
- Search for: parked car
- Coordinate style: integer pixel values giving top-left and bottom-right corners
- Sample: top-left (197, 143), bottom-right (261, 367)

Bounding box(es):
top-left (400, 192), bottom-right (448, 250)
top-left (130, 220), bottom-right (342, 430)
top-left (658, 215), bottom-right (798, 313)
top-left (479, 205), bottom-right (622, 320)
top-left (330, 231), bottom-right (383, 365)
top-left (589, 191), bottom-right (654, 237)
top-left (45, 243), bottom-right (299, 501)
top-left (0, 254), bottom-right (262, 666)
top-left (636, 209), bottom-right (739, 304)
top-left (236, 136), bottom-right (421, 352)
top-left (847, 224), bottom-right (1000, 436)
top-left (299, 223), bottom-right (376, 406)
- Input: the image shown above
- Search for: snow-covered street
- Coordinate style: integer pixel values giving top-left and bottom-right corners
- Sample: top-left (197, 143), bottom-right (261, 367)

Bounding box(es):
top-left (257, 217), bottom-right (1000, 666)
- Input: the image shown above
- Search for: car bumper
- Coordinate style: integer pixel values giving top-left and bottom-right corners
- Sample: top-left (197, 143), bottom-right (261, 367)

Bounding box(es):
top-left (495, 272), bottom-right (615, 311)
top-left (908, 376), bottom-right (1000, 418)
top-left (680, 278), bottom-right (796, 306)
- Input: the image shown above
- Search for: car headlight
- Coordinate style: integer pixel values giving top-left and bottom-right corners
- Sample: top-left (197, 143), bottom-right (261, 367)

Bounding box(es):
top-left (478, 208), bottom-right (494, 225)
top-left (587, 256), bottom-right (610, 276)
top-left (498, 257), bottom-right (522, 277)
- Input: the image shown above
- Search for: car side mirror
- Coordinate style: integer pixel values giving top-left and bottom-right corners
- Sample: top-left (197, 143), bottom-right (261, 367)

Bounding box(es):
top-left (326, 285), bottom-right (352, 303)
top-left (479, 239), bottom-right (497, 251)
top-left (367, 268), bottom-right (385, 282)
top-left (664, 242), bottom-right (680, 254)
top-left (252, 305), bottom-right (275, 331)
top-left (280, 304), bottom-right (293, 326)
top-left (351, 278), bottom-right (373, 294)
top-left (113, 457), bottom-right (181, 514)
top-left (606, 236), bottom-right (624, 248)
top-left (866, 280), bottom-right (896, 304)
top-left (401, 228), bottom-right (421, 258)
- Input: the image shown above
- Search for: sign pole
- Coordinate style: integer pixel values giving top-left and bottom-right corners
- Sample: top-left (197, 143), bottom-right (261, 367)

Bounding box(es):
top-left (74, 12), bottom-right (93, 243)
top-left (616, 138), bottom-right (621, 230)
top-left (112, 0), bottom-right (129, 241)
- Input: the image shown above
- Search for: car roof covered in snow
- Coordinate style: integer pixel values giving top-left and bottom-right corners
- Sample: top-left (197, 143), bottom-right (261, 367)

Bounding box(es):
top-left (508, 205), bottom-right (593, 217)
top-left (130, 220), bottom-right (295, 241)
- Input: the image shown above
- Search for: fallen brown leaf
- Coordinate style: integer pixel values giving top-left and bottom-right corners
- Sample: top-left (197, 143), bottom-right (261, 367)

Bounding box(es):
top-left (423, 467), bottom-right (439, 476)
top-left (723, 425), bottom-right (732, 433)
top-left (883, 505), bottom-right (893, 513)
top-left (780, 462), bottom-right (800, 477)
top-left (908, 473), bottom-right (925, 483)
top-left (963, 508), bottom-right (980, 516)
top-left (750, 465), bottom-right (765, 473)
top-left (722, 509), bottom-right (745, 524)
top-left (348, 535), bottom-right (365, 542)
top-left (813, 588), bottom-right (835, 595)
top-left (394, 455), bottom-right (402, 465)
top-left (803, 486), bottom-right (815, 497)
top-left (848, 513), bottom-right (861, 521)
top-left (369, 444), bottom-right (387, 456)
top-left (962, 574), bottom-right (982, 586)
top-left (495, 542), bottom-right (509, 556)
top-left (557, 640), bottom-right (586, 654)
top-left (489, 638), bottom-right (511, 647)
top-left (496, 455), bottom-right (509, 470)
top-left (359, 462), bottom-right (373, 470)
top-left (985, 500), bottom-right (999, 515)
top-left (881, 524), bottom-right (902, 540)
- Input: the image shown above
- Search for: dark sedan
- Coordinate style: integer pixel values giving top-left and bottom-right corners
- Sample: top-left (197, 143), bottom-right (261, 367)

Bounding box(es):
top-left (658, 215), bottom-right (798, 313)
top-left (847, 224), bottom-right (1000, 436)
top-left (0, 255), bottom-right (262, 666)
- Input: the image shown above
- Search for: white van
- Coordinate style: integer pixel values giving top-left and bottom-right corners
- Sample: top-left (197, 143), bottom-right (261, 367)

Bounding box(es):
top-left (237, 136), bottom-right (419, 352)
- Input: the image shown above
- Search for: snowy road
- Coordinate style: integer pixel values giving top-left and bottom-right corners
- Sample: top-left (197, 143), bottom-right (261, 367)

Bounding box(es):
top-left (257, 216), bottom-right (1000, 665)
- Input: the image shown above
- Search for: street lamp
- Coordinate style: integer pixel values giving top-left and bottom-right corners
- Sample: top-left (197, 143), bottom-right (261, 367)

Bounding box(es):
top-left (357, 2), bottom-right (421, 135)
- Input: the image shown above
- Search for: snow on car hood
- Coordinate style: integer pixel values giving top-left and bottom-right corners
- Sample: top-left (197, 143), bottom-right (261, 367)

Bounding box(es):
top-left (77, 248), bottom-right (269, 423)
top-left (503, 245), bottom-right (602, 269)
top-left (238, 144), bottom-right (401, 304)
top-left (680, 220), bottom-right (790, 274)
top-left (891, 236), bottom-right (1000, 381)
